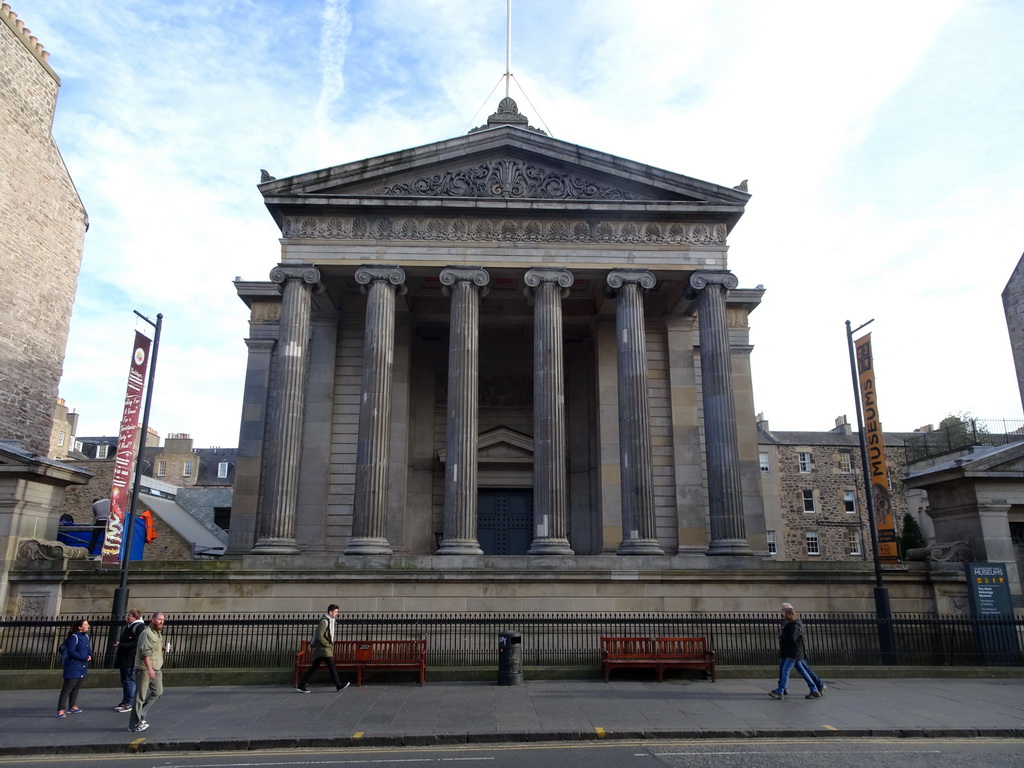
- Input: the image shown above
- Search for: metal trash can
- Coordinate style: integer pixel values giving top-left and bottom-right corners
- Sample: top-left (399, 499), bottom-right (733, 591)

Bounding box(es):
top-left (497, 630), bottom-right (523, 686)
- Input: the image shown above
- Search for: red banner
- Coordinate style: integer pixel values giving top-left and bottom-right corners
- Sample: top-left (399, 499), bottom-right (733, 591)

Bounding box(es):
top-left (100, 331), bottom-right (151, 567)
top-left (855, 333), bottom-right (900, 564)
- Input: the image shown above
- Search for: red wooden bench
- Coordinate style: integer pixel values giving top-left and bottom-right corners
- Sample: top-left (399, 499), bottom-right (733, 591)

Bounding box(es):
top-left (293, 639), bottom-right (427, 687)
top-left (600, 636), bottom-right (716, 682)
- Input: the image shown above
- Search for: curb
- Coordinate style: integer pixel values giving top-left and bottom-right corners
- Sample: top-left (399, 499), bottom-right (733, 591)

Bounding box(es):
top-left (3, 726), bottom-right (1022, 757)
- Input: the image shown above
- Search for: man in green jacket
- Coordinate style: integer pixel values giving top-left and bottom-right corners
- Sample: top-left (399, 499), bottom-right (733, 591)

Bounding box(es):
top-left (129, 612), bottom-right (166, 732)
top-left (296, 604), bottom-right (349, 692)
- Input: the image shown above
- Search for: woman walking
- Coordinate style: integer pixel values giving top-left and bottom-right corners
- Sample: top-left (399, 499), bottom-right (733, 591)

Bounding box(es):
top-left (57, 619), bottom-right (92, 718)
top-left (769, 604), bottom-right (824, 700)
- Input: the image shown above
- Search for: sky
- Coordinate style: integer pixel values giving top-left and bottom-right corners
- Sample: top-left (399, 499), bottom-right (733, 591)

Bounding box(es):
top-left (19, 0), bottom-right (1024, 447)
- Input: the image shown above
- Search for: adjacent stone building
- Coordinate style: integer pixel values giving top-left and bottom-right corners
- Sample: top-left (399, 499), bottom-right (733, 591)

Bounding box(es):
top-left (0, 5), bottom-right (87, 454)
top-left (1003, 252), bottom-right (1024, 413)
top-left (758, 415), bottom-right (913, 562)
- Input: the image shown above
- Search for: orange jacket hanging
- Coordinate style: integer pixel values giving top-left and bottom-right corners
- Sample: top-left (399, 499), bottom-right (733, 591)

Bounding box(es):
top-left (139, 510), bottom-right (158, 544)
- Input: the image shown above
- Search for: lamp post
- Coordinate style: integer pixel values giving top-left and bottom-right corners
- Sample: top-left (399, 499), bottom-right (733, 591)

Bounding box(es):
top-left (845, 319), bottom-right (896, 663)
top-left (110, 311), bottom-right (162, 621)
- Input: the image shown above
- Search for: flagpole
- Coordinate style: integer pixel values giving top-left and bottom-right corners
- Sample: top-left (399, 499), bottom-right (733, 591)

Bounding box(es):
top-left (111, 311), bottom-right (162, 622)
top-left (846, 319), bottom-right (896, 663)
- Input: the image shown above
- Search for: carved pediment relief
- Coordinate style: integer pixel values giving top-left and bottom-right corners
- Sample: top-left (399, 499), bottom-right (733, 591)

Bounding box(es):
top-left (369, 157), bottom-right (652, 201)
top-left (437, 426), bottom-right (534, 466)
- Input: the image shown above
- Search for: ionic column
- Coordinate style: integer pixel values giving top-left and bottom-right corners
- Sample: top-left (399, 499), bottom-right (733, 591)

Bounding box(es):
top-left (346, 266), bottom-right (407, 555)
top-left (689, 271), bottom-right (752, 555)
top-left (437, 267), bottom-right (489, 555)
top-left (606, 270), bottom-right (664, 555)
top-left (253, 265), bottom-right (320, 554)
top-left (525, 268), bottom-right (574, 555)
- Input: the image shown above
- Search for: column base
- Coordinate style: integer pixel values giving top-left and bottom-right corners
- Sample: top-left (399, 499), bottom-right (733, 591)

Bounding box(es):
top-left (527, 538), bottom-right (574, 555)
top-left (250, 538), bottom-right (300, 555)
top-left (706, 538), bottom-right (754, 556)
top-left (344, 537), bottom-right (394, 556)
top-left (616, 538), bottom-right (665, 555)
top-left (436, 538), bottom-right (484, 556)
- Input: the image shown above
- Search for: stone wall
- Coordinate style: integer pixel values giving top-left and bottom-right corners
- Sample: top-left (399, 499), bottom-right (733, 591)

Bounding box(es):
top-left (1003, 253), bottom-right (1024, 413)
top-left (0, 10), bottom-right (87, 454)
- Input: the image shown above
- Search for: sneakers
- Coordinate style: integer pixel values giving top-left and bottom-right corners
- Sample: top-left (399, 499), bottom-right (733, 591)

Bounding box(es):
top-left (56, 711), bottom-right (66, 719)
top-left (129, 721), bottom-right (149, 732)
top-left (819, 684), bottom-right (827, 696)
top-left (296, 686), bottom-right (310, 693)
top-left (336, 682), bottom-right (350, 691)
top-left (114, 704), bottom-right (132, 713)
top-left (806, 690), bottom-right (821, 699)
top-left (67, 707), bottom-right (83, 714)
top-left (768, 690), bottom-right (783, 699)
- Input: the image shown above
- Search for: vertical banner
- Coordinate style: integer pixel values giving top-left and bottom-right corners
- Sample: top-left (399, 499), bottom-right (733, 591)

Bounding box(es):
top-left (100, 331), bottom-right (152, 568)
top-left (855, 333), bottom-right (900, 563)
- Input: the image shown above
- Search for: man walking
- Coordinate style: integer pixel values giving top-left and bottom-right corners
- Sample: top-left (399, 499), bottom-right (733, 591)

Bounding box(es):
top-left (296, 604), bottom-right (349, 692)
top-left (89, 497), bottom-right (109, 555)
top-left (113, 609), bottom-right (144, 712)
top-left (129, 612), bottom-right (167, 732)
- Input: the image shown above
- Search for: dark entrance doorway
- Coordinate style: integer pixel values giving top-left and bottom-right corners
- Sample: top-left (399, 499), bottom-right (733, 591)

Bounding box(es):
top-left (478, 489), bottom-right (533, 555)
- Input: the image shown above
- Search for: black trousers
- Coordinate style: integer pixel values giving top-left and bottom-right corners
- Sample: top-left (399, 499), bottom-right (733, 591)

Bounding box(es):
top-left (299, 657), bottom-right (343, 689)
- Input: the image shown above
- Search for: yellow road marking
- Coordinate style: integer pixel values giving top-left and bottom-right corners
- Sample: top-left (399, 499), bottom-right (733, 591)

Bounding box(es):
top-left (128, 737), bottom-right (146, 751)
top-left (823, 725), bottom-right (837, 731)
top-left (595, 727), bottom-right (606, 739)
top-left (352, 731), bottom-right (364, 740)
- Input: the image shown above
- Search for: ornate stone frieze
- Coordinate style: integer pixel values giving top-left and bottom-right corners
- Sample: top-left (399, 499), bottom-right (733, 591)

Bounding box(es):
top-left (904, 541), bottom-right (974, 562)
top-left (249, 301), bottom-right (281, 323)
top-left (282, 215), bottom-right (728, 246)
top-left (373, 157), bottom-right (645, 200)
top-left (17, 539), bottom-right (88, 561)
top-left (726, 308), bottom-right (748, 328)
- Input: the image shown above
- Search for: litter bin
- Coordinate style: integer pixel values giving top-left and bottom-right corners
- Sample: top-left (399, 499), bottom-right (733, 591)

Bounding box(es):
top-left (497, 630), bottom-right (522, 686)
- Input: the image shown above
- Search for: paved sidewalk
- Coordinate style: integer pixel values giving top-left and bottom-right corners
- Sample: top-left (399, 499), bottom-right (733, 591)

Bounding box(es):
top-left (1, 677), bottom-right (1023, 755)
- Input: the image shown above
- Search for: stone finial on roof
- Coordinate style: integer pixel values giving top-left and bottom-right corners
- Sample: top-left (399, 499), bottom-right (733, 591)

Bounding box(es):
top-left (469, 97), bottom-right (547, 135)
top-left (2, 4), bottom-right (50, 61)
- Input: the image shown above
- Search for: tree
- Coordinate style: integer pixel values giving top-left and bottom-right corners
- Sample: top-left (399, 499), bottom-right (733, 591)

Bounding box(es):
top-left (899, 512), bottom-right (926, 557)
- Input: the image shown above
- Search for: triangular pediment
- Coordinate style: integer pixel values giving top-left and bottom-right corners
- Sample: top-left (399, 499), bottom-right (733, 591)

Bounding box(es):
top-left (437, 426), bottom-right (533, 465)
top-left (260, 125), bottom-right (749, 209)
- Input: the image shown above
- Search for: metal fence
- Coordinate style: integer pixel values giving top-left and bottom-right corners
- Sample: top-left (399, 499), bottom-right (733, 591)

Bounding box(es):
top-left (904, 418), bottom-right (1024, 463)
top-left (2, 612), bottom-right (1021, 671)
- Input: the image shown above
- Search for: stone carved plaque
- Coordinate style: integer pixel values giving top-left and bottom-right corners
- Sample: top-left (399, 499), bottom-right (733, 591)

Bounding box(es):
top-left (283, 215), bottom-right (727, 246)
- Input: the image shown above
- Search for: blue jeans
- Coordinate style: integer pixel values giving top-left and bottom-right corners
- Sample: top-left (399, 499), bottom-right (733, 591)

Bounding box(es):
top-left (774, 657), bottom-right (817, 694)
top-left (119, 666), bottom-right (136, 706)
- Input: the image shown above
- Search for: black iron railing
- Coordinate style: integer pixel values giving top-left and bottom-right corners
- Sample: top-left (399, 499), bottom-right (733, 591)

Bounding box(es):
top-left (2, 612), bottom-right (1020, 671)
top-left (904, 418), bottom-right (1024, 463)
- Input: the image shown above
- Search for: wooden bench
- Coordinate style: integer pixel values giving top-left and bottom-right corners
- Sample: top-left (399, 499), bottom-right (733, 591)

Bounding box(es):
top-left (600, 636), bottom-right (716, 682)
top-left (293, 639), bottom-right (427, 687)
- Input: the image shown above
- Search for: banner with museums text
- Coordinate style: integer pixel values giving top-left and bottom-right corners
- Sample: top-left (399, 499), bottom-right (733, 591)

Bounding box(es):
top-left (100, 331), bottom-right (151, 568)
top-left (855, 333), bottom-right (900, 563)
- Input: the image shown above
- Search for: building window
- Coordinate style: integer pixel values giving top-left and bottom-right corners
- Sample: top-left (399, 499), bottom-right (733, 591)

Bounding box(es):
top-left (57, 432), bottom-right (66, 447)
top-left (838, 451), bottom-right (853, 473)
top-left (805, 531), bottom-right (820, 555)
top-left (156, 461), bottom-right (166, 477)
top-left (766, 530), bottom-right (777, 556)
top-left (74, 440), bottom-right (83, 452)
top-left (759, 452), bottom-right (770, 473)
top-left (848, 529), bottom-right (862, 555)
top-left (802, 489), bottom-right (816, 513)
top-left (798, 452), bottom-right (812, 473)
top-left (843, 490), bottom-right (857, 514)
top-left (217, 461), bottom-right (229, 479)
top-left (214, 506), bottom-right (231, 532)
top-left (183, 461), bottom-right (193, 477)
top-left (96, 444), bottom-right (109, 459)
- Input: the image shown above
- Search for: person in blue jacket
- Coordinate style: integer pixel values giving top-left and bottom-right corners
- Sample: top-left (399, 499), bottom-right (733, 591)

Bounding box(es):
top-left (56, 619), bottom-right (92, 718)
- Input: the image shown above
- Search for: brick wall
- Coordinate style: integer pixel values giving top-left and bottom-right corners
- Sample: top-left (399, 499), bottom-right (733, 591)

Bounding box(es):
top-left (0, 12), bottom-right (87, 454)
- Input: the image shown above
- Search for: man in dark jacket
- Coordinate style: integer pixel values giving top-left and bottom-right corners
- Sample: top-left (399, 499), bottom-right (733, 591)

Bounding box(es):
top-left (113, 609), bottom-right (144, 712)
top-left (769, 604), bottom-right (824, 699)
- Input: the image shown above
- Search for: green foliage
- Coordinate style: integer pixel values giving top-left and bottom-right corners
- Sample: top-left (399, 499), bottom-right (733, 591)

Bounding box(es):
top-left (899, 512), bottom-right (926, 557)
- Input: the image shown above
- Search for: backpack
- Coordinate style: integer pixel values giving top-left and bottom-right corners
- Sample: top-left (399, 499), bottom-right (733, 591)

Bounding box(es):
top-left (309, 620), bottom-right (320, 648)
top-left (58, 641), bottom-right (68, 667)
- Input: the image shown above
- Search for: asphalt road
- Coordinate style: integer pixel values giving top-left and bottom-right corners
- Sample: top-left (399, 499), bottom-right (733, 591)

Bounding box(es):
top-left (2, 739), bottom-right (1022, 768)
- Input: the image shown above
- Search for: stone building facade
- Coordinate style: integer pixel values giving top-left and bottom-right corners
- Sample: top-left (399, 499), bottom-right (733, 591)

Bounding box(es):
top-left (1003, 252), bottom-right (1024, 413)
top-left (0, 5), bottom-right (87, 455)
top-left (230, 100), bottom-right (768, 565)
top-left (758, 416), bottom-right (913, 562)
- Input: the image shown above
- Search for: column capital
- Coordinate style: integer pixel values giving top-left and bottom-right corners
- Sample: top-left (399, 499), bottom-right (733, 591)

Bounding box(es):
top-left (606, 269), bottom-right (656, 293)
top-left (440, 266), bottom-right (490, 290)
top-left (524, 267), bottom-right (574, 288)
top-left (689, 270), bottom-right (738, 291)
top-left (243, 338), bottom-right (276, 353)
top-left (270, 264), bottom-right (321, 286)
top-left (355, 265), bottom-right (406, 288)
